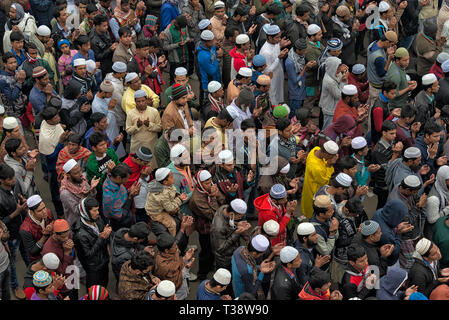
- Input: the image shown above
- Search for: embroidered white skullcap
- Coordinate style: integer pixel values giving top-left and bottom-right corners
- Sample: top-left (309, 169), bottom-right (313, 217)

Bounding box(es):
top-left (251, 234), bottom-right (269, 252)
top-left (263, 220), bottom-right (280, 236)
top-left (208, 81), bottom-right (222, 93)
top-left (218, 149), bottom-right (234, 163)
top-left (27, 194), bottom-right (43, 208)
top-left (213, 268), bottom-right (232, 285)
top-left (307, 24), bottom-right (321, 35)
top-left (323, 140), bottom-right (339, 155)
top-left (422, 73), bottom-right (438, 86)
top-left (170, 143), bottom-right (186, 158)
top-left (297, 222), bottom-right (316, 235)
top-left (379, 1), bottom-right (390, 12)
top-left (42, 253), bottom-right (60, 270)
top-left (157, 280), bottom-right (176, 297)
top-left (351, 136), bottom-right (367, 149)
top-left (201, 30), bottom-right (215, 41)
top-left (336, 172), bottom-right (353, 187)
top-left (125, 72), bottom-right (138, 83)
top-left (238, 67), bottom-right (252, 77)
top-left (62, 159), bottom-right (78, 173)
top-left (3, 117), bottom-right (18, 130)
top-left (342, 84), bottom-right (358, 95)
top-left (199, 170), bottom-right (212, 182)
top-left (235, 34), bottom-right (250, 44)
top-left (37, 25), bottom-right (51, 36)
top-left (280, 246), bottom-right (299, 263)
top-left (175, 67), bottom-right (188, 76)
top-left (155, 167), bottom-right (171, 182)
top-left (230, 198), bottom-right (247, 214)
top-left (73, 58), bottom-right (86, 67)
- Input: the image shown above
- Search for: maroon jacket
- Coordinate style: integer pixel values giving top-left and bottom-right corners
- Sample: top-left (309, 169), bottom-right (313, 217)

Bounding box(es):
top-left (19, 209), bottom-right (53, 263)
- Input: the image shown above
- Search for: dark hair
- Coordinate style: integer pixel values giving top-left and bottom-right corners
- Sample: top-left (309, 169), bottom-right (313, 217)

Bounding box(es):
top-left (275, 117), bottom-right (291, 131)
top-left (118, 26), bottom-right (132, 38)
top-left (91, 112), bottom-right (107, 125)
top-left (130, 251), bottom-right (154, 271)
top-left (313, 203), bottom-right (330, 216)
top-left (10, 31), bottom-right (24, 42)
top-left (89, 132), bottom-right (108, 148)
top-left (296, 4), bottom-right (310, 16)
top-left (128, 221), bottom-right (150, 239)
top-left (79, 0), bottom-right (90, 5)
top-left (347, 244), bottom-right (366, 262)
top-left (400, 104), bottom-right (416, 119)
top-left (76, 35), bottom-right (90, 48)
top-left (53, 6), bottom-right (66, 19)
top-left (136, 39), bottom-right (149, 49)
top-left (25, 42), bottom-right (38, 52)
top-left (295, 108), bottom-right (312, 126)
top-left (41, 107), bottom-right (59, 121)
top-left (47, 96), bottom-right (62, 109)
top-left (400, 177), bottom-right (422, 190)
top-left (2, 52), bottom-right (15, 63)
top-left (86, 3), bottom-right (97, 14)
top-left (5, 138), bottom-right (22, 156)
top-left (334, 156), bottom-right (357, 174)
top-left (93, 14), bottom-right (108, 26)
top-left (381, 80), bottom-right (397, 93)
top-left (344, 197), bottom-right (364, 215)
top-left (422, 242), bottom-right (434, 257)
top-left (110, 163), bottom-right (132, 178)
top-left (241, 118), bottom-right (256, 131)
top-left (0, 163), bottom-right (15, 180)
top-left (156, 234), bottom-right (176, 251)
top-left (233, 5), bottom-right (247, 17)
top-left (55, 0), bottom-right (67, 6)
top-left (381, 119), bottom-right (396, 133)
top-left (267, 3), bottom-right (282, 15)
top-left (217, 108), bottom-right (234, 123)
top-left (225, 26), bottom-right (239, 40)
top-left (329, 176), bottom-right (348, 189)
top-left (83, 196), bottom-right (99, 213)
top-left (67, 133), bottom-right (82, 145)
top-left (308, 267), bottom-right (331, 290)
top-left (209, 278), bottom-right (225, 288)
top-left (423, 121), bottom-right (442, 136)
top-left (238, 292), bottom-right (256, 300)
top-left (148, 37), bottom-right (160, 48)
top-left (33, 282), bottom-right (52, 294)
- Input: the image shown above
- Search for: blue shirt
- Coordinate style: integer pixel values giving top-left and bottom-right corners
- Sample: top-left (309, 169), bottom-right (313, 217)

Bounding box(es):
top-left (71, 50), bottom-right (96, 67)
top-left (285, 56), bottom-right (306, 101)
top-left (196, 280), bottom-right (221, 300)
top-left (11, 49), bottom-right (26, 67)
top-left (84, 127), bottom-right (114, 151)
top-left (29, 86), bottom-right (58, 114)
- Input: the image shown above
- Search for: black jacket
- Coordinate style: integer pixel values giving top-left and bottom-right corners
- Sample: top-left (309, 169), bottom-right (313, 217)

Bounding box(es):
top-left (332, 21), bottom-right (357, 66)
top-left (294, 240), bottom-right (316, 288)
top-left (90, 28), bottom-right (115, 76)
top-left (408, 256), bottom-right (443, 298)
top-left (110, 227), bottom-right (146, 270)
top-left (436, 77), bottom-right (449, 107)
top-left (285, 21), bottom-right (308, 48)
top-left (400, 0), bottom-right (419, 37)
top-left (0, 183), bottom-right (26, 240)
top-left (270, 265), bottom-right (302, 300)
top-left (352, 233), bottom-right (388, 278)
top-left (72, 218), bottom-right (110, 271)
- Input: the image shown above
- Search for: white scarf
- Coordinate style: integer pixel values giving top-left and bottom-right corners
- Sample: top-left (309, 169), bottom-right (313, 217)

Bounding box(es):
top-left (38, 120), bottom-right (65, 155)
top-left (288, 48), bottom-right (305, 74)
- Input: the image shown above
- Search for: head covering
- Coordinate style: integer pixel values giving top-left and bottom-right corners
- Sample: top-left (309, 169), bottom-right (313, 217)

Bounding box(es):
top-left (10, 3), bottom-right (25, 25)
top-left (3, 117), bottom-right (18, 130)
top-left (256, 75), bottom-right (271, 86)
top-left (33, 270), bottom-right (52, 287)
top-left (213, 268), bottom-right (232, 285)
top-left (32, 66), bottom-right (47, 78)
top-left (42, 253), bottom-right (60, 270)
top-left (214, 0), bottom-right (225, 8)
top-left (307, 24), bottom-right (321, 35)
top-left (252, 54), bottom-right (266, 67)
top-left (280, 246), bottom-right (299, 263)
top-left (53, 219), bottom-right (70, 233)
top-left (314, 195), bottom-right (332, 208)
top-left (230, 199), bottom-right (247, 214)
top-left (273, 104), bottom-right (290, 119)
top-left (263, 220), bottom-right (280, 236)
top-left (172, 83), bottom-right (188, 100)
top-left (434, 165), bottom-right (449, 211)
top-left (379, 1), bottom-right (390, 12)
top-left (294, 38), bottom-right (308, 50)
top-left (199, 170), bottom-right (212, 182)
top-left (238, 67), bottom-right (252, 77)
top-left (175, 67), bottom-right (187, 76)
top-left (409, 292), bottom-right (429, 300)
top-left (87, 285), bottom-right (110, 300)
top-left (270, 184), bottom-right (287, 199)
top-left (404, 147), bottom-right (421, 158)
top-left (430, 285), bottom-right (449, 300)
top-left (27, 195), bottom-right (43, 208)
top-left (443, 60), bottom-right (449, 73)
top-left (157, 280), bottom-right (176, 297)
top-left (323, 140), bottom-right (339, 154)
top-left (394, 47), bottom-right (409, 58)
top-left (62, 159), bottom-right (78, 173)
top-left (125, 72), bottom-right (139, 83)
top-left (336, 5), bottom-right (350, 17)
top-left (342, 84), bottom-right (358, 95)
top-left (86, 60), bottom-right (96, 73)
top-left (208, 81), bottom-right (221, 93)
top-left (403, 175), bottom-right (421, 188)
top-left (437, 52), bottom-right (449, 64)
top-left (78, 197), bottom-right (99, 224)
top-left (136, 147), bottom-right (153, 162)
top-left (145, 14), bottom-right (157, 26)
top-left (37, 25), bottom-right (51, 37)
top-left (351, 136), bottom-right (367, 149)
top-left (415, 238), bottom-right (432, 256)
top-left (58, 38), bottom-right (70, 49)
top-left (237, 87), bottom-right (254, 106)
top-left (265, 24), bottom-right (281, 35)
top-left (280, 163), bottom-right (290, 174)
top-left (360, 220), bottom-right (380, 236)
top-left (297, 222), bottom-right (316, 235)
top-left (201, 29), bottom-right (214, 40)
top-left (198, 19), bottom-right (211, 30)
top-left (112, 61), bottom-right (127, 73)
top-left (352, 64), bottom-right (366, 75)
top-left (100, 80), bottom-right (114, 93)
top-left (155, 167), bottom-right (171, 182)
top-left (336, 173), bottom-right (352, 187)
top-left (327, 38), bottom-right (343, 50)
top-left (170, 143), bottom-right (186, 159)
top-left (0, 105), bottom-right (5, 115)
top-left (73, 58), bottom-right (87, 67)
top-left (251, 234), bottom-right (269, 252)
top-left (422, 73), bottom-right (438, 86)
top-left (236, 34), bottom-right (250, 44)
top-left (134, 89), bottom-right (147, 99)
top-left (384, 31), bottom-right (398, 43)
top-left (218, 149), bottom-right (234, 163)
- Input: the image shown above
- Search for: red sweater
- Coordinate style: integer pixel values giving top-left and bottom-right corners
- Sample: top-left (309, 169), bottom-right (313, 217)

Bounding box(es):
top-left (19, 209), bottom-right (53, 262)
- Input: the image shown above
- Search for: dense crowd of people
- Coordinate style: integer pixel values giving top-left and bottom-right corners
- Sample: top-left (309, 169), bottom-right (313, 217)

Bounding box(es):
top-left (2, 0), bottom-right (449, 302)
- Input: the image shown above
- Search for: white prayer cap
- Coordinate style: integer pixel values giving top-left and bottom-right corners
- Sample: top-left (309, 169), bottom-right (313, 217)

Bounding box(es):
top-left (214, 0), bottom-right (225, 8)
top-left (379, 1), bottom-right (390, 12)
top-left (422, 73), bottom-right (438, 86)
top-left (3, 117), bottom-right (18, 130)
top-left (323, 140), bottom-right (339, 155)
top-left (307, 24), bottom-right (321, 35)
top-left (280, 163), bottom-right (290, 174)
top-left (238, 67), bottom-right (252, 77)
top-left (62, 159), bottom-right (78, 173)
top-left (73, 58), bottom-right (86, 67)
top-left (230, 198), bottom-right (247, 214)
top-left (134, 89), bottom-right (147, 99)
top-left (263, 220), bottom-right (280, 236)
top-left (86, 59), bottom-right (96, 73)
top-left (336, 172), bottom-right (353, 187)
top-left (155, 167), bottom-right (171, 182)
top-left (415, 238), bottom-right (432, 256)
top-left (437, 52), bottom-right (449, 64)
top-left (27, 195), bottom-right (43, 208)
top-left (42, 253), bottom-right (60, 270)
top-left (157, 280), bottom-right (176, 298)
top-left (342, 84), bottom-right (358, 95)
top-left (199, 170), bottom-right (212, 182)
top-left (37, 25), bottom-right (51, 37)
top-left (213, 268), bottom-right (232, 285)
top-left (125, 72), bottom-right (139, 83)
top-left (170, 143), bottom-right (187, 159)
top-left (175, 67), bottom-right (188, 76)
top-left (201, 30), bottom-right (215, 41)
top-left (218, 149), bottom-right (234, 163)
top-left (112, 61), bottom-right (127, 73)
top-left (198, 19), bottom-right (211, 30)
top-left (251, 234), bottom-right (269, 252)
top-left (297, 222), bottom-right (316, 236)
top-left (351, 136), bottom-right (367, 150)
top-left (236, 34), bottom-right (250, 44)
top-left (280, 246), bottom-right (299, 264)
top-left (404, 147), bottom-right (421, 158)
top-left (352, 64), bottom-right (366, 75)
top-left (403, 175), bottom-right (421, 188)
top-left (208, 81), bottom-right (222, 93)
top-left (265, 24), bottom-right (281, 35)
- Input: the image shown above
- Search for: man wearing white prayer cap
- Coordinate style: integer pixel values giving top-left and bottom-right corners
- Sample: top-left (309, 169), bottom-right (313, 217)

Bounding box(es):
top-left (148, 280), bottom-right (177, 300)
top-left (262, 220), bottom-right (280, 238)
top-left (227, 65), bottom-right (253, 103)
top-left (270, 245), bottom-right (302, 299)
top-left (314, 173), bottom-right (352, 212)
top-left (230, 33), bottom-right (251, 80)
top-left (197, 268), bottom-right (232, 300)
top-left (333, 84), bottom-right (368, 135)
top-left (35, 25), bottom-right (52, 56)
top-left (307, 24), bottom-right (321, 36)
top-left (122, 70), bottom-right (160, 114)
top-left (414, 73), bottom-right (440, 124)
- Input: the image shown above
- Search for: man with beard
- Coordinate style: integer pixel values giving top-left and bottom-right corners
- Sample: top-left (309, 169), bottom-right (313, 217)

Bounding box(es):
top-left (394, 104), bottom-right (420, 149)
top-left (294, 222), bottom-right (331, 287)
top-left (60, 159), bottom-right (99, 226)
top-left (414, 74), bottom-right (440, 125)
top-left (69, 58), bottom-right (94, 101)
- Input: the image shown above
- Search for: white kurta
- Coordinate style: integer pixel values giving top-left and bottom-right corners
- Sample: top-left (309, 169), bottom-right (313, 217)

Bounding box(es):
top-left (260, 41), bottom-right (284, 105)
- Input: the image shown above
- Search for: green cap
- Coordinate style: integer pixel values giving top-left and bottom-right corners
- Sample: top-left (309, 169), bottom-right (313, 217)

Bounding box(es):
top-left (273, 104), bottom-right (290, 119)
top-left (394, 47), bottom-right (409, 58)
